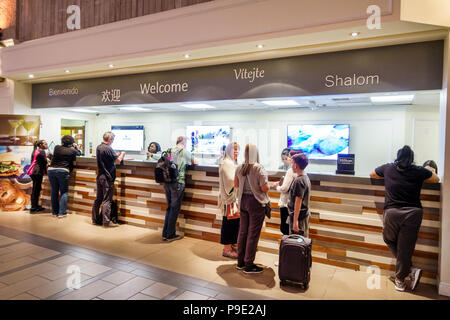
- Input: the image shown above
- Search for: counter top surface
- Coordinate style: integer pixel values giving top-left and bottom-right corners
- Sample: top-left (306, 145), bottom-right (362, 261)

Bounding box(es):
top-left (75, 156), bottom-right (440, 189)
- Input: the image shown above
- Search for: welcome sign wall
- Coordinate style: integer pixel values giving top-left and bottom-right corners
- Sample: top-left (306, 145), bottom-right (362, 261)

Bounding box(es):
top-left (32, 41), bottom-right (444, 109)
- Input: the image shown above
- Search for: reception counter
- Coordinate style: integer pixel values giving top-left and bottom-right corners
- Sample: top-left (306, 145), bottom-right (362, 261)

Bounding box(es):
top-left (41, 157), bottom-right (441, 284)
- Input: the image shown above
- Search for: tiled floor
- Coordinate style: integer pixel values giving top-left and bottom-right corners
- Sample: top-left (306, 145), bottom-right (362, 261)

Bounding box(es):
top-left (0, 210), bottom-right (448, 300)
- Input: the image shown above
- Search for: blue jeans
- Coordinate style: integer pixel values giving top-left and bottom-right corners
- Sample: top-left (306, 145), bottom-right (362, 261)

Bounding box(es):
top-left (47, 169), bottom-right (70, 216)
top-left (162, 182), bottom-right (185, 239)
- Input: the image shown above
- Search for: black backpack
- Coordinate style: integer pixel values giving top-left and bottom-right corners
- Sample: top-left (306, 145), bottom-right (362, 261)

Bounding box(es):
top-left (154, 150), bottom-right (179, 183)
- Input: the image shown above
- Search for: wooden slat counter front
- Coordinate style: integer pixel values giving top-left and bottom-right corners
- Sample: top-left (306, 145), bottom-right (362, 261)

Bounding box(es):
top-left (41, 157), bottom-right (441, 285)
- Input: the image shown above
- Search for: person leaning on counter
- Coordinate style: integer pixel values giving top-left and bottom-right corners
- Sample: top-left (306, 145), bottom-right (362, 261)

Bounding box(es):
top-left (92, 132), bottom-right (125, 228)
top-left (370, 145), bottom-right (439, 293)
top-left (47, 135), bottom-right (81, 218)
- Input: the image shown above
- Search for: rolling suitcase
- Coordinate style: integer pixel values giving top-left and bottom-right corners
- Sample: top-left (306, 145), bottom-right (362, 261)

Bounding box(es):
top-left (278, 234), bottom-right (312, 289)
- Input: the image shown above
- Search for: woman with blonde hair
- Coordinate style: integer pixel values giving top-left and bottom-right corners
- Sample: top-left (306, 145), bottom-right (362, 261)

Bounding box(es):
top-left (234, 143), bottom-right (270, 274)
top-left (218, 142), bottom-right (240, 258)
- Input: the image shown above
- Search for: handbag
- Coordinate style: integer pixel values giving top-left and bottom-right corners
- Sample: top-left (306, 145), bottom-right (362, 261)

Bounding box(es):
top-left (225, 201), bottom-right (240, 220)
top-left (264, 202), bottom-right (271, 219)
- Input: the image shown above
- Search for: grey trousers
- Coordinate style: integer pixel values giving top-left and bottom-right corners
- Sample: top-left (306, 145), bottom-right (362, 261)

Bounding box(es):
top-left (92, 174), bottom-right (114, 226)
top-left (288, 213), bottom-right (310, 238)
top-left (382, 207), bottom-right (423, 280)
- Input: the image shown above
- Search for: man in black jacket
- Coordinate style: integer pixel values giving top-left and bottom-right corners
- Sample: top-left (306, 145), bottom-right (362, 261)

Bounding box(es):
top-left (92, 132), bottom-right (125, 227)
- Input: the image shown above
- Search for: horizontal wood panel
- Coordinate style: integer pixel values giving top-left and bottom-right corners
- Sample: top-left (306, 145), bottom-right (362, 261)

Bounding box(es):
top-left (15, 0), bottom-right (213, 42)
top-left (40, 160), bottom-right (441, 282)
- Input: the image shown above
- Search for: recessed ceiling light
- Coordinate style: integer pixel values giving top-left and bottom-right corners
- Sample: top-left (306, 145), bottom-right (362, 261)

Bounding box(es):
top-left (28, 74), bottom-right (34, 79)
top-left (257, 44), bottom-right (264, 49)
top-left (65, 70), bottom-right (70, 73)
top-left (108, 64), bottom-right (114, 68)
top-left (351, 32), bottom-right (360, 37)
top-left (261, 100), bottom-right (300, 106)
top-left (118, 106), bottom-right (150, 111)
top-left (70, 108), bottom-right (98, 113)
top-left (370, 95), bottom-right (415, 103)
top-left (184, 54), bottom-right (190, 59)
top-left (180, 103), bottom-right (215, 109)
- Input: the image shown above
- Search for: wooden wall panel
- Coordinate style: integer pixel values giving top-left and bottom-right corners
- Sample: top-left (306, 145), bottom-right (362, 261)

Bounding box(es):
top-left (15, 0), bottom-right (213, 42)
top-left (39, 158), bottom-right (442, 286)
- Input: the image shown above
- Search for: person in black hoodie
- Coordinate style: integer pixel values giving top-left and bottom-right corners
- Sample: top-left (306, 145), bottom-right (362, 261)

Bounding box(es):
top-left (47, 135), bottom-right (81, 218)
top-left (370, 145), bottom-right (439, 292)
top-left (27, 140), bottom-right (48, 213)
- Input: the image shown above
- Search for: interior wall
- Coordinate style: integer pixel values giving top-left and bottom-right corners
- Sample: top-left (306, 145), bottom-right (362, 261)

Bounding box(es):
top-left (438, 32), bottom-right (450, 297)
top-left (90, 103), bottom-right (440, 176)
top-left (0, 79), bottom-right (15, 114)
top-left (13, 82), bottom-right (96, 155)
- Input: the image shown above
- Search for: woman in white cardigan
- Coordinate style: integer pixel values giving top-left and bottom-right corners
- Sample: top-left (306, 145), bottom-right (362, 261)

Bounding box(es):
top-left (273, 149), bottom-right (299, 235)
top-left (218, 142), bottom-right (240, 258)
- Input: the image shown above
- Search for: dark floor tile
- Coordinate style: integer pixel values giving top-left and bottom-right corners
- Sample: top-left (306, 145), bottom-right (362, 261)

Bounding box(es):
top-left (0, 253), bottom-right (67, 278)
top-left (131, 268), bottom-right (171, 283)
top-left (162, 278), bottom-right (218, 298)
top-left (164, 273), bottom-right (211, 288)
top-left (162, 288), bottom-right (185, 300)
top-left (214, 292), bottom-right (274, 300)
top-left (0, 241), bottom-right (20, 249)
top-left (46, 268), bottom-right (117, 300)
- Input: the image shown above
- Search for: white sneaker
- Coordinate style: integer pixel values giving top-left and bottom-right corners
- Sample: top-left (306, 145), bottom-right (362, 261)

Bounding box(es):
top-left (104, 222), bottom-right (119, 228)
top-left (395, 278), bottom-right (406, 292)
top-left (409, 268), bottom-right (422, 291)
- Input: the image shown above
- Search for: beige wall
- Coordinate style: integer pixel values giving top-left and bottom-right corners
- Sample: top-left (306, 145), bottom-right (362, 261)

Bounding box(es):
top-left (12, 82), bottom-right (96, 155)
top-left (0, 79), bottom-right (14, 114)
top-left (401, 0), bottom-right (450, 27)
top-left (438, 33), bottom-right (450, 297)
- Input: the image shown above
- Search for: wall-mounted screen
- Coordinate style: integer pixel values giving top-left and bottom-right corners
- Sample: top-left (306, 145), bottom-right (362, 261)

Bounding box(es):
top-left (287, 124), bottom-right (350, 160)
top-left (111, 125), bottom-right (145, 152)
top-left (186, 126), bottom-right (231, 155)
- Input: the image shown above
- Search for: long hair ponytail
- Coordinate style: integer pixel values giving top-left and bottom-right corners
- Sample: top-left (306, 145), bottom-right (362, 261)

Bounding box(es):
top-left (30, 140), bottom-right (44, 163)
top-left (240, 143), bottom-right (259, 176)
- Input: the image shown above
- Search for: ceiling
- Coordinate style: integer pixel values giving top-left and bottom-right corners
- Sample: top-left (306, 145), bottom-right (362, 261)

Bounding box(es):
top-left (46, 90), bottom-right (441, 115)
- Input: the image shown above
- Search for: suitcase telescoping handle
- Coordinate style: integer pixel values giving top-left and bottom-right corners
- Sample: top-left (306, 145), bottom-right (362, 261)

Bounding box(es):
top-left (288, 231), bottom-right (305, 238)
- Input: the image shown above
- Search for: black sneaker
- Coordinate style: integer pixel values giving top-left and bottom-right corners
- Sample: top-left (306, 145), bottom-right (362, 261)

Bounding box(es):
top-left (166, 234), bottom-right (183, 242)
top-left (236, 263), bottom-right (245, 270)
top-left (36, 206), bottom-right (45, 212)
top-left (243, 264), bottom-right (264, 274)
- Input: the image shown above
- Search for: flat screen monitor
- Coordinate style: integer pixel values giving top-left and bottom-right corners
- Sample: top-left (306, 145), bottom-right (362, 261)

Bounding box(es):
top-left (287, 124), bottom-right (350, 160)
top-left (111, 125), bottom-right (144, 152)
top-left (186, 126), bottom-right (231, 155)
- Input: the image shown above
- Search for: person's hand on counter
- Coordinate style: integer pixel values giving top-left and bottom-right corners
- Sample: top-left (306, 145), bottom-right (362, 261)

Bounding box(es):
top-left (116, 151), bottom-right (126, 163)
top-left (425, 165), bottom-right (436, 174)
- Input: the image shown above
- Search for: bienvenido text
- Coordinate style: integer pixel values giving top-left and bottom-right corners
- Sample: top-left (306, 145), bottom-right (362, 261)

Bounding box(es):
top-left (325, 74), bottom-right (380, 88)
top-left (140, 82), bottom-right (189, 94)
top-left (234, 67), bottom-right (265, 83)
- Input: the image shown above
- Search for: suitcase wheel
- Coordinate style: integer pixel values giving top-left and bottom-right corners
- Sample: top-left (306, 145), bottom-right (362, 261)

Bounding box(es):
top-left (280, 280), bottom-right (286, 287)
top-left (302, 283), bottom-right (309, 290)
